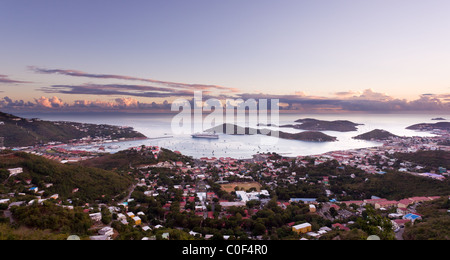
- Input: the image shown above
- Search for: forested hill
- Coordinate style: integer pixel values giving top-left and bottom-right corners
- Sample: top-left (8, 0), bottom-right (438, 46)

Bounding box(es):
top-left (0, 111), bottom-right (146, 147)
top-left (0, 151), bottom-right (133, 203)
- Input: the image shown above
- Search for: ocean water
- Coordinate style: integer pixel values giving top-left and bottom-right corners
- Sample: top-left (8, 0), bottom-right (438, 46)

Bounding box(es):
top-left (16, 112), bottom-right (448, 159)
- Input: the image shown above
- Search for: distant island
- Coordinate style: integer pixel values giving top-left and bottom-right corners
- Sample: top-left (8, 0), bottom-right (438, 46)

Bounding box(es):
top-left (0, 111), bottom-right (146, 147)
top-left (281, 118), bottom-right (363, 132)
top-left (206, 123), bottom-right (337, 142)
top-left (353, 129), bottom-right (400, 141)
top-left (406, 122), bottom-right (450, 132)
top-left (431, 117), bottom-right (446, 121)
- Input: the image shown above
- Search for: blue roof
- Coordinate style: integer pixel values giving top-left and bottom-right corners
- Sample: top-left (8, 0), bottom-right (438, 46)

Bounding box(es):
top-left (404, 213), bottom-right (421, 220)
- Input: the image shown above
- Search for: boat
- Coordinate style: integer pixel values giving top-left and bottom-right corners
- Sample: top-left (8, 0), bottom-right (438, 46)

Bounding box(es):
top-left (192, 132), bottom-right (219, 139)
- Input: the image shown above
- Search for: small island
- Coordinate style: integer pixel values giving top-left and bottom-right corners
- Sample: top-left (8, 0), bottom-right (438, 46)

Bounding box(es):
top-left (281, 118), bottom-right (363, 132)
top-left (431, 117), bottom-right (446, 121)
top-left (206, 123), bottom-right (337, 142)
top-left (353, 129), bottom-right (400, 141)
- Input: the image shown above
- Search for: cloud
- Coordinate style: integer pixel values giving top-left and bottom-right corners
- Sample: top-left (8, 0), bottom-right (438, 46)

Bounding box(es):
top-left (29, 66), bottom-right (240, 94)
top-left (39, 83), bottom-right (196, 98)
top-left (34, 96), bottom-right (65, 108)
top-left (236, 89), bottom-right (450, 112)
top-left (0, 75), bottom-right (30, 84)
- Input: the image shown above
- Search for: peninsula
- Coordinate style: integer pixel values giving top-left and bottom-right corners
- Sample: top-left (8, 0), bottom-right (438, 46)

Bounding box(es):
top-left (206, 123), bottom-right (337, 142)
top-left (0, 111), bottom-right (146, 148)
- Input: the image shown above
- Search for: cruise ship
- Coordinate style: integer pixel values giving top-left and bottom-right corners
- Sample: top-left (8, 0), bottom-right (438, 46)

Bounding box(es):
top-left (192, 132), bottom-right (219, 139)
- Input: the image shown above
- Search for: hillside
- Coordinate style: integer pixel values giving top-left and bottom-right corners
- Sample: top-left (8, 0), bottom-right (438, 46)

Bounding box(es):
top-left (406, 122), bottom-right (450, 131)
top-left (79, 147), bottom-right (194, 171)
top-left (353, 129), bottom-right (400, 141)
top-left (0, 111), bottom-right (146, 147)
top-left (0, 151), bottom-right (133, 203)
top-left (206, 123), bottom-right (337, 142)
top-left (281, 118), bottom-right (362, 132)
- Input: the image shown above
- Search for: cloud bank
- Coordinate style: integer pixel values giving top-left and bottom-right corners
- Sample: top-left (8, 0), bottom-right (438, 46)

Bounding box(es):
top-left (29, 66), bottom-right (240, 94)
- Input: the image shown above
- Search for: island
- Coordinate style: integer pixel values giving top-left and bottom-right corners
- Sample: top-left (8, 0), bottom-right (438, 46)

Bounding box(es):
top-left (0, 111), bottom-right (147, 147)
top-left (353, 129), bottom-right (400, 141)
top-left (281, 118), bottom-right (363, 132)
top-left (406, 122), bottom-right (450, 132)
top-left (206, 123), bottom-right (337, 142)
top-left (431, 118), bottom-right (446, 121)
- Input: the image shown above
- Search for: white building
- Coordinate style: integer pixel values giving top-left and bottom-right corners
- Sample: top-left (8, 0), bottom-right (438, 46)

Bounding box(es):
top-left (8, 168), bottom-right (23, 177)
top-left (98, 226), bottom-right (114, 237)
top-left (89, 212), bottom-right (102, 222)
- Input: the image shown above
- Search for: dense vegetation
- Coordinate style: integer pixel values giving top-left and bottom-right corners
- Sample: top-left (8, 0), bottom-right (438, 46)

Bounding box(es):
top-left (403, 198), bottom-right (450, 240)
top-left (79, 147), bottom-right (194, 171)
top-left (0, 151), bottom-right (133, 203)
top-left (10, 201), bottom-right (92, 236)
top-left (330, 171), bottom-right (450, 201)
top-left (393, 150), bottom-right (450, 169)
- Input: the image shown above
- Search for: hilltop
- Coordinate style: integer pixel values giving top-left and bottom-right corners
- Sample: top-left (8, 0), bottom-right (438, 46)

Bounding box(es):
top-left (353, 129), bottom-right (400, 141)
top-left (0, 111), bottom-right (146, 147)
top-left (206, 123), bottom-right (337, 142)
top-left (281, 118), bottom-right (362, 132)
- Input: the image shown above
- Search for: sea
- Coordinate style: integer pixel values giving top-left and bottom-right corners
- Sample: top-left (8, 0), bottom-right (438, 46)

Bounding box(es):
top-left (14, 112), bottom-right (449, 159)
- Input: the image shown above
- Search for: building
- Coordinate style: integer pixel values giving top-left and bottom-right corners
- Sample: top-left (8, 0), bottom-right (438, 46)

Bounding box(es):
top-left (375, 200), bottom-right (398, 209)
top-left (292, 223), bottom-right (312, 234)
top-left (397, 199), bottom-right (414, 209)
top-left (98, 226), bottom-right (114, 237)
top-left (8, 167), bottom-right (23, 177)
top-left (403, 213), bottom-right (422, 223)
top-left (89, 212), bottom-right (102, 222)
top-left (289, 198), bottom-right (317, 204)
top-left (133, 216), bottom-right (142, 225)
top-left (309, 204), bottom-right (316, 213)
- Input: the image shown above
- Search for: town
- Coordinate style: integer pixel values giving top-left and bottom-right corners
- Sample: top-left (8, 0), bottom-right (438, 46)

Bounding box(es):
top-left (0, 127), bottom-right (449, 240)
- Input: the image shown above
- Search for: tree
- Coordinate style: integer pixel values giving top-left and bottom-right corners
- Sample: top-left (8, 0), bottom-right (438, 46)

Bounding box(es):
top-left (252, 222), bottom-right (267, 237)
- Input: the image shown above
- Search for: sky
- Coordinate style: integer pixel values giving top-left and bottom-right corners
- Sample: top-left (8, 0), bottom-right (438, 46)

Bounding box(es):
top-left (0, 0), bottom-right (449, 113)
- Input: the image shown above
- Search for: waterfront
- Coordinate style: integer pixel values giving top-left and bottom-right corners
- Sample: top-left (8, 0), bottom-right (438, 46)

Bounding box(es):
top-left (15, 112), bottom-right (447, 159)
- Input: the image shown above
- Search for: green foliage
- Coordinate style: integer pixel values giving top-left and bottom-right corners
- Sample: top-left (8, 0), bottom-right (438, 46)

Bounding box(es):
top-left (0, 152), bottom-right (133, 203)
top-left (403, 198), bottom-right (450, 240)
top-left (10, 202), bottom-right (92, 235)
top-left (394, 150), bottom-right (450, 169)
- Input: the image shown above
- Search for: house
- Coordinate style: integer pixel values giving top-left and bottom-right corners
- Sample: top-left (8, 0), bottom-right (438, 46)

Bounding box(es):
top-left (29, 187), bottom-right (38, 193)
top-left (8, 167), bottom-right (23, 177)
top-left (127, 212), bottom-right (135, 218)
top-left (117, 213), bottom-right (126, 220)
top-left (403, 213), bottom-right (422, 223)
top-left (89, 212), bottom-right (102, 222)
top-left (397, 199), bottom-right (414, 208)
top-left (98, 227), bottom-right (114, 237)
top-left (133, 216), bottom-right (142, 225)
top-left (375, 200), bottom-right (398, 209)
top-left (309, 204), bottom-right (316, 213)
top-left (292, 223), bottom-right (312, 234)
top-left (332, 223), bottom-right (350, 231)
